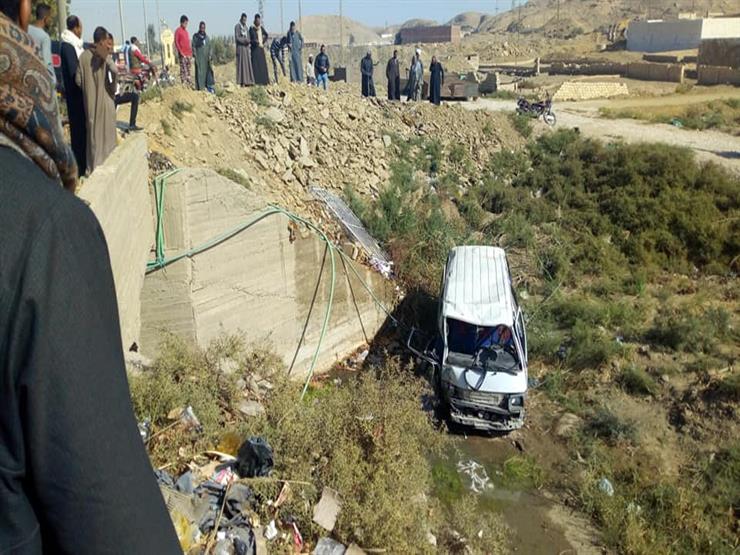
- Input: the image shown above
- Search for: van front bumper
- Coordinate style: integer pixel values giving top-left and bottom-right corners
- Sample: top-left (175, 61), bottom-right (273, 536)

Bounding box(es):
top-left (446, 394), bottom-right (525, 431)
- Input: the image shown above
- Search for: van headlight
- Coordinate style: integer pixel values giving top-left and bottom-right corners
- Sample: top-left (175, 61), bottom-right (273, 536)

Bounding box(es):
top-left (508, 395), bottom-right (524, 412)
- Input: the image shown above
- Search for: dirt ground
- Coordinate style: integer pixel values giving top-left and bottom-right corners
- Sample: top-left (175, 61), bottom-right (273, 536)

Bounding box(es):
top-left (464, 95), bottom-right (740, 173)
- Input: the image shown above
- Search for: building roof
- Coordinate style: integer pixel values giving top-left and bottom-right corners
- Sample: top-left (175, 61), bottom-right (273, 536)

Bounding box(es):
top-left (441, 246), bottom-right (516, 327)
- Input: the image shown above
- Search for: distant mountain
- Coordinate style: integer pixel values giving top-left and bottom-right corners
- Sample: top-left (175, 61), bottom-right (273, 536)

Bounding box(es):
top-left (447, 11), bottom-right (487, 32)
top-left (477, 0), bottom-right (734, 35)
top-left (300, 15), bottom-right (382, 46)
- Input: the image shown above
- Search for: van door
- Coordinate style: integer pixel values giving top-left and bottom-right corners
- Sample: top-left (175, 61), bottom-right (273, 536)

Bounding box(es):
top-left (515, 308), bottom-right (528, 364)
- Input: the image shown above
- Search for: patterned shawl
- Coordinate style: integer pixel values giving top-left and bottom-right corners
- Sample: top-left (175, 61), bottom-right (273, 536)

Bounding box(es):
top-left (0, 13), bottom-right (78, 191)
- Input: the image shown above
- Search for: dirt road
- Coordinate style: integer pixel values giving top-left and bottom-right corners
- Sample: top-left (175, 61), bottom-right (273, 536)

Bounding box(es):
top-left (463, 98), bottom-right (740, 174)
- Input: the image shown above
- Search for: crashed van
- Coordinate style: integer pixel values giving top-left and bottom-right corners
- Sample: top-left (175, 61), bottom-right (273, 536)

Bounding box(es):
top-left (409, 246), bottom-right (528, 432)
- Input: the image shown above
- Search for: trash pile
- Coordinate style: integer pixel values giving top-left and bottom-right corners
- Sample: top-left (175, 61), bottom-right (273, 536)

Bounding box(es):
top-left (154, 436), bottom-right (274, 554)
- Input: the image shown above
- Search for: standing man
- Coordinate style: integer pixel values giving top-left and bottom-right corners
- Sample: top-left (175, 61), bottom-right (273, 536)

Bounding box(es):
top-left (27, 3), bottom-right (55, 86)
top-left (386, 50), bottom-right (400, 100)
top-left (76, 27), bottom-right (118, 174)
top-left (360, 51), bottom-right (376, 98)
top-left (269, 36), bottom-right (287, 83)
top-left (114, 85), bottom-right (142, 131)
top-left (306, 54), bottom-right (316, 85)
top-left (60, 14), bottom-right (86, 175)
top-left (287, 21), bottom-right (303, 83)
top-left (249, 14), bottom-right (269, 85)
top-left (192, 21), bottom-right (214, 92)
top-left (429, 55), bottom-right (444, 106)
top-left (235, 13), bottom-right (254, 86)
top-left (315, 44), bottom-right (330, 90)
top-left (174, 15), bottom-right (193, 86)
top-left (408, 49), bottom-right (423, 101)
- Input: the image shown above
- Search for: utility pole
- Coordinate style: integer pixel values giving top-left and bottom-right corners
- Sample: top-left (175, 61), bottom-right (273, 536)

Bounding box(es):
top-left (143, 0), bottom-right (151, 58)
top-left (258, 0), bottom-right (264, 17)
top-left (339, 0), bottom-right (343, 65)
top-left (118, 0), bottom-right (126, 45)
top-left (57, 0), bottom-right (67, 39)
top-left (155, 0), bottom-right (163, 67)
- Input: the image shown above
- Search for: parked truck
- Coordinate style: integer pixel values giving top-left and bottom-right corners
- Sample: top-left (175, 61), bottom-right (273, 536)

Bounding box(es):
top-left (409, 246), bottom-right (528, 432)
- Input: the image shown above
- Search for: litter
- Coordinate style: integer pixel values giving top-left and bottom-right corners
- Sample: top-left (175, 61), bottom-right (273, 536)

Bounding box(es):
top-left (457, 459), bottom-right (493, 494)
top-left (370, 256), bottom-right (394, 279)
top-left (598, 477), bottom-right (615, 497)
top-left (313, 537), bottom-right (347, 555)
top-left (264, 520), bottom-right (278, 541)
top-left (211, 467), bottom-right (238, 486)
top-left (313, 487), bottom-right (342, 531)
top-left (235, 437), bottom-right (274, 478)
top-left (180, 405), bottom-right (203, 431)
top-left (138, 419), bottom-right (151, 442)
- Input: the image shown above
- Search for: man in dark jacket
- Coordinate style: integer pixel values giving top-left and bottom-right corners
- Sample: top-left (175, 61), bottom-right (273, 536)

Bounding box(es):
top-left (360, 51), bottom-right (376, 98)
top-left (0, 1), bottom-right (181, 553)
top-left (314, 44), bottom-right (330, 90)
top-left (386, 49), bottom-right (400, 100)
top-left (60, 14), bottom-right (87, 176)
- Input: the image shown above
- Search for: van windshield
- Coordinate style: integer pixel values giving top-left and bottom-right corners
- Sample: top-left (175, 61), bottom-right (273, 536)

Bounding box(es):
top-left (446, 318), bottom-right (520, 374)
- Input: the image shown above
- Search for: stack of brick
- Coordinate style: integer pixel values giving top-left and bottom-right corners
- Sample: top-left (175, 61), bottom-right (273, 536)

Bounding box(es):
top-left (553, 81), bottom-right (629, 101)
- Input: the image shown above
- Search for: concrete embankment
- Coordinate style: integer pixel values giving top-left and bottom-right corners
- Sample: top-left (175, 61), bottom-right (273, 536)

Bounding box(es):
top-left (139, 169), bottom-right (394, 376)
top-left (81, 139), bottom-right (393, 376)
top-left (78, 133), bottom-right (151, 352)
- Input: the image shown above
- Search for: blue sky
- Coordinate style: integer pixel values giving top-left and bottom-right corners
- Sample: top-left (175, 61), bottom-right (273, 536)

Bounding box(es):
top-left (69, 0), bottom-right (512, 42)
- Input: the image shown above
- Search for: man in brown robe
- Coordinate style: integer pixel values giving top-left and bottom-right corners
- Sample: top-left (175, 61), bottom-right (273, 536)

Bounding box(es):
top-left (235, 13), bottom-right (254, 86)
top-left (76, 26), bottom-right (117, 174)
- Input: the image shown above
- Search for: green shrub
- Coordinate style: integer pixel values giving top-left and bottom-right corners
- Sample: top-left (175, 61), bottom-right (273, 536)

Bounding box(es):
top-left (161, 119), bottom-right (173, 136)
top-left (617, 365), bottom-right (658, 396)
top-left (503, 455), bottom-right (545, 488)
top-left (713, 372), bottom-right (740, 401)
top-left (647, 305), bottom-right (731, 353)
top-left (217, 167), bottom-right (251, 188)
top-left (509, 112), bottom-right (533, 138)
top-left (566, 320), bottom-right (622, 371)
top-left (584, 408), bottom-right (636, 445)
top-left (210, 35), bottom-right (235, 65)
top-left (140, 85), bottom-right (162, 103)
top-left (250, 86), bottom-right (270, 106)
top-left (171, 100), bottom-right (193, 119)
top-left (255, 115), bottom-right (276, 129)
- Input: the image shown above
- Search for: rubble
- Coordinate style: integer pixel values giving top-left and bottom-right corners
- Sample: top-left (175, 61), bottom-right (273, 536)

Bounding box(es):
top-left (140, 82), bottom-right (522, 231)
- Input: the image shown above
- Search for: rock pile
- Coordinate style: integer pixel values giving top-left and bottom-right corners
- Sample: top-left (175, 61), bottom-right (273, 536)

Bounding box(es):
top-left (140, 82), bottom-right (521, 226)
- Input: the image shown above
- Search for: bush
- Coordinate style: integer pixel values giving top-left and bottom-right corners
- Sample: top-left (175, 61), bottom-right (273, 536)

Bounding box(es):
top-left (646, 304), bottom-right (731, 353)
top-left (566, 320), bottom-right (622, 371)
top-left (217, 167), bottom-right (250, 188)
top-left (249, 86), bottom-right (270, 107)
top-left (617, 365), bottom-right (658, 396)
top-left (141, 85), bottom-right (163, 103)
top-left (210, 35), bottom-right (235, 65)
top-left (171, 100), bottom-right (193, 119)
top-left (584, 408), bottom-right (636, 445)
top-left (161, 119), bottom-right (173, 136)
top-left (509, 112), bottom-right (533, 138)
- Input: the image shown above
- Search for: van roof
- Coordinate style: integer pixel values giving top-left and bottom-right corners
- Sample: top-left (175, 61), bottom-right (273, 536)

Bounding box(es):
top-left (442, 246), bottom-right (516, 327)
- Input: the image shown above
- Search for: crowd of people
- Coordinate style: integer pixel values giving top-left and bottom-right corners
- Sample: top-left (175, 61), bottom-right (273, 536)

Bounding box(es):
top-left (173, 12), bottom-right (446, 104)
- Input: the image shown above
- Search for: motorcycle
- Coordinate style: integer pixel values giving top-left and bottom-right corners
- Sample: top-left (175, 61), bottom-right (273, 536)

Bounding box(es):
top-left (516, 92), bottom-right (556, 126)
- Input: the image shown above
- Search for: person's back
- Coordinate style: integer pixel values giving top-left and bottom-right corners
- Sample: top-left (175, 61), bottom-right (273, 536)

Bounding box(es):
top-left (0, 5), bottom-right (180, 552)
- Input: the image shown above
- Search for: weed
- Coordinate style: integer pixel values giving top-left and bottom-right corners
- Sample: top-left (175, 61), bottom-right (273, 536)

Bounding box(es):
top-left (447, 143), bottom-right (468, 167)
top-left (485, 89), bottom-right (518, 100)
top-left (436, 496), bottom-right (510, 554)
top-left (502, 455), bottom-right (545, 488)
top-left (646, 304), bottom-right (731, 353)
top-left (250, 86), bottom-right (270, 107)
top-left (675, 83), bottom-right (694, 94)
top-left (617, 365), bottom-right (658, 396)
top-left (567, 321), bottom-right (622, 371)
top-left (171, 100), bottom-right (193, 119)
top-left (217, 167), bottom-right (251, 188)
top-left (713, 371), bottom-right (740, 401)
top-left (255, 115), bottom-right (276, 129)
top-left (140, 86), bottom-right (162, 103)
top-left (482, 119), bottom-right (495, 136)
top-left (431, 459), bottom-right (464, 506)
top-left (508, 112), bottom-right (533, 138)
top-left (161, 119), bottom-right (173, 137)
top-left (584, 408), bottom-right (636, 445)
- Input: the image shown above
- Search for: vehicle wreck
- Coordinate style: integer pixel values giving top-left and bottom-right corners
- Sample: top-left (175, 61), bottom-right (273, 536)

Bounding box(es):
top-left (409, 246), bottom-right (528, 432)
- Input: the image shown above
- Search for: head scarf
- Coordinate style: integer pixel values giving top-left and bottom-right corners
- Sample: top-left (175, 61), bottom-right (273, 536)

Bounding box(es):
top-left (0, 13), bottom-right (78, 191)
top-left (61, 28), bottom-right (84, 58)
